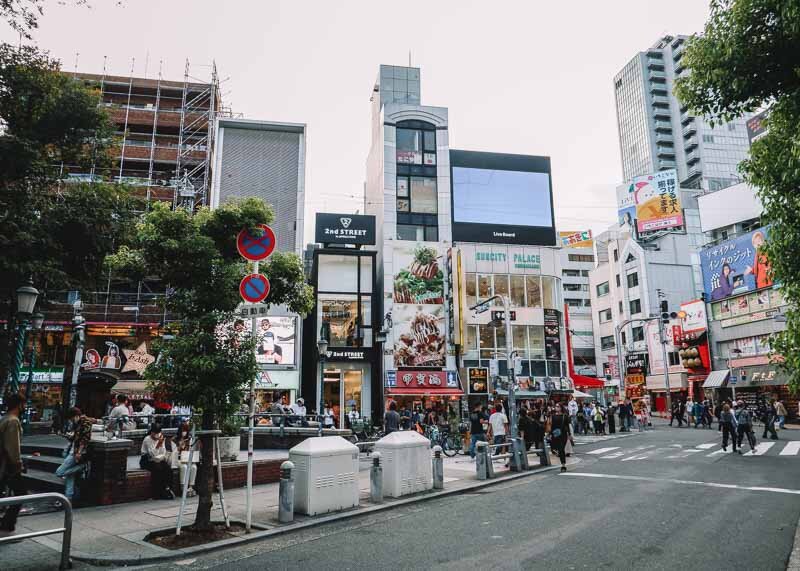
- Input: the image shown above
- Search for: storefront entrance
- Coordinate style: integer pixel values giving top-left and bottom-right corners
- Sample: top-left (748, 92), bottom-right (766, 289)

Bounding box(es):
top-left (322, 365), bottom-right (367, 428)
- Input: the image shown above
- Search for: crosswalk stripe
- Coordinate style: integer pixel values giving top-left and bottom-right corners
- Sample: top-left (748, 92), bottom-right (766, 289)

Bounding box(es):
top-left (780, 442), bottom-right (800, 456)
top-left (665, 449), bottom-right (702, 459)
top-left (602, 452), bottom-right (625, 459)
top-left (621, 454), bottom-right (651, 462)
top-left (744, 442), bottom-right (775, 456)
top-left (697, 443), bottom-right (717, 449)
top-left (707, 448), bottom-right (732, 456)
top-left (586, 447), bottom-right (620, 455)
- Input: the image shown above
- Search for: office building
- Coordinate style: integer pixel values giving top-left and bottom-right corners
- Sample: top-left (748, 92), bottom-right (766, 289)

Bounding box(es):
top-left (558, 231), bottom-right (597, 377)
top-left (614, 35), bottom-right (750, 191)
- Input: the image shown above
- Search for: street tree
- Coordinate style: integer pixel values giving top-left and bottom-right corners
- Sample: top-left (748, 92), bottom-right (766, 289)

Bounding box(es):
top-left (674, 0), bottom-right (800, 391)
top-left (0, 43), bottom-right (139, 386)
top-left (106, 199), bottom-right (314, 531)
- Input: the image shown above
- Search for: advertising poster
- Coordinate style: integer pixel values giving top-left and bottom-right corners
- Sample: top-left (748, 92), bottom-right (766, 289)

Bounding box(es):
top-left (646, 320), bottom-right (666, 373)
top-left (467, 367), bottom-right (489, 394)
top-left (543, 309), bottom-right (561, 360)
top-left (392, 244), bottom-right (445, 368)
top-left (558, 230), bottom-right (593, 248)
top-left (701, 227), bottom-right (773, 302)
top-left (680, 299), bottom-right (708, 333)
top-left (255, 316), bottom-right (296, 366)
top-left (616, 183), bottom-right (637, 228)
top-left (607, 355), bottom-right (620, 379)
top-left (634, 170), bottom-right (683, 232)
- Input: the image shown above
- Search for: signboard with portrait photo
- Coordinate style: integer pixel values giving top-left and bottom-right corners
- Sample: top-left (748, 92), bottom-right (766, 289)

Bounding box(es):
top-left (255, 316), bottom-right (296, 367)
top-left (617, 169), bottom-right (683, 233)
top-left (700, 227), bottom-right (773, 302)
top-left (543, 309), bottom-right (561, 361)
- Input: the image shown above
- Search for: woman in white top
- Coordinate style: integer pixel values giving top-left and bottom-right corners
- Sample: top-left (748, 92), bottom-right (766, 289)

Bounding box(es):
top-left (172, 422), bottom-right (198, 497)
top-left (140, 425), bottom-right (174, 500)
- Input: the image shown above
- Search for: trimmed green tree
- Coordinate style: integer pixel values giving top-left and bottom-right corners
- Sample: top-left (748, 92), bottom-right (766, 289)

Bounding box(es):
top-left (674, 0), bottom-right (800, 391)
top-left (106, 198), bottom-right (313, 530)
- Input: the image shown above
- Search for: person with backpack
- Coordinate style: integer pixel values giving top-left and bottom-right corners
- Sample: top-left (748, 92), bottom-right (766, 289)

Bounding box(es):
top-left (735, 401), bottom-right (756, 454)
top-left (720, 403), bottom-right (738, 452)
top-left (548, 402), bottom-right (573, 473)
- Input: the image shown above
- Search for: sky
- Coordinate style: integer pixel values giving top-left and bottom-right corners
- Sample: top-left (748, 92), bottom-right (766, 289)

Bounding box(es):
top-left (1, 0), bottom-right (712, 240)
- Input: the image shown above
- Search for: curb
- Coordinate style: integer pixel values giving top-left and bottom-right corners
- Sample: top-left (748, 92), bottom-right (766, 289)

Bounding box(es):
top-left (787, 512), bottom-right (800, 571)
top-left (69, 460), bottom-right (566, 566)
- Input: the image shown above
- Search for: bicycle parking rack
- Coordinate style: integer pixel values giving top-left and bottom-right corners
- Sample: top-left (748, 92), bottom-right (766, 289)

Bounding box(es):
top-left (0, 492), bottom-right (72, 570)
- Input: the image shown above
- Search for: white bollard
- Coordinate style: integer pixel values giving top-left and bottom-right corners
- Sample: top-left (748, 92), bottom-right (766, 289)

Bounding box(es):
top-left (432, 445), bottom-right (444, 489)
top-left (370, 451), bottom-right (383, 503)
top-left (278, 460), bottom-right (294, 523)
top-left (475, 441), bottom-right (488, 480)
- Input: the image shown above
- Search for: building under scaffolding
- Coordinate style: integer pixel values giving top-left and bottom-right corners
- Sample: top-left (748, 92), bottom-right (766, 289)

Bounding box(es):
top-left (65, 60), bottom-right (226, 210)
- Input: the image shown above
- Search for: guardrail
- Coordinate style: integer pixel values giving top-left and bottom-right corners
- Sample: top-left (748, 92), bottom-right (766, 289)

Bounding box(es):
top-left (0, 492), bottom-right (72, 570)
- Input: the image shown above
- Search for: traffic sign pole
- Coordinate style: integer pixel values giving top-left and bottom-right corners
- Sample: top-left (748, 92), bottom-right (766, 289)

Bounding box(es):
top-left (246, 260), bottom-right (258, 532)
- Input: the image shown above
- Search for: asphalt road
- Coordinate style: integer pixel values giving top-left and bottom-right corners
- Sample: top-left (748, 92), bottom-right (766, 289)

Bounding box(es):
top-left (151, 424), bottom-right (800, 571)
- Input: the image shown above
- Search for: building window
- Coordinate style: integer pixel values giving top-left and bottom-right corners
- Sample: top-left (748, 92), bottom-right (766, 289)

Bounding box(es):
top-left (396, 124), bottom-right (436, 165)
top-left (563, 283), bottom-right (587, 292)
top-left (613, 249), bottom-right (619, 261)
top-left (632, 326), bottom-right (644, 342)
top-left (583, 299), bottom-right (592, 307)
top-left (627, 272), bottom-right (639, 288)
top-left (619, 300), bottom-right (624, 315)
top-left (565, 298), bottom-right (583, 308)
top-left (599, 308), bottom-right (612, 323)
top-left (562, 269), bottom-right (581, 277)
top-left (601, 335), bottom-right (615, 350)
top-left (621, 331), bottom-right (626, 345)
top-left (596, 282), bottom-right (610, 297)
top-left (668, 351), bottom-right (681, 366)
top-left (396, 224), bottom-right (437, 242)
top-left (568, 254), bottom-right (594, 263)
top-left (702, 134), bottom-right (715, 143)
top-left (615, 274), bottom-right (621, 287)
top-left (629, 298), bottom-right (642, 314)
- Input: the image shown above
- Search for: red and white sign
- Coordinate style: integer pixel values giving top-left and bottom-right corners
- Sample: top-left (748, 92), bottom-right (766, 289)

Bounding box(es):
top-left (237, 224), bottom-right (276, 262)
top-left (385, 370), bottom-right (463, 395)
top-left (680, 299), bottom-right (707, 333)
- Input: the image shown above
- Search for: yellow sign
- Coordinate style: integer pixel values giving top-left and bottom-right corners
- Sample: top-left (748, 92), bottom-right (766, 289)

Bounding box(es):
top-left (559, 230), bottom-right (593, 249)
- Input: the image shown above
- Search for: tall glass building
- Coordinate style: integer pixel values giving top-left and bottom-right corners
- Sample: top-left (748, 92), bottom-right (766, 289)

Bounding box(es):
top-left (613, 35), bottom-right (751, 191)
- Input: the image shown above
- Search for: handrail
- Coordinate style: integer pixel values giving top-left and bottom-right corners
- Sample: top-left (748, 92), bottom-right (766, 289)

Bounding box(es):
top-left (0, 492), bottom-right (72, 570)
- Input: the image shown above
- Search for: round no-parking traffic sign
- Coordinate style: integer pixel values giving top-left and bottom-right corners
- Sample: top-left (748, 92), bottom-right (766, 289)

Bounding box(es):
top-left (237, 224), bottom-right (276, 262)
top-left (239, 274), bottom-right (271, 303)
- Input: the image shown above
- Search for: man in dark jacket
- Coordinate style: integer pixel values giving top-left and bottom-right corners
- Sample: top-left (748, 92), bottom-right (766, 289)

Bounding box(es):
top-left (0, 394), bottom-right (26, 535)
top-left (763, 399), bottom-right (779, 440)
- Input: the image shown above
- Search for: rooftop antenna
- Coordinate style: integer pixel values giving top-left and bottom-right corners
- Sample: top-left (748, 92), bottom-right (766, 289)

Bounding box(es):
top-left (144, 51), bottom-right (150, 78)
top-left (408, 50), bottom-right (412, 67)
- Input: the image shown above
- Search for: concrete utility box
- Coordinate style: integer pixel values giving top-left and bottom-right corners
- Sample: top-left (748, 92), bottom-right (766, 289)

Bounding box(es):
top-left (289, 436), bottom-right (360, 516)
top-left (374, 431), bottom-right (433, 498)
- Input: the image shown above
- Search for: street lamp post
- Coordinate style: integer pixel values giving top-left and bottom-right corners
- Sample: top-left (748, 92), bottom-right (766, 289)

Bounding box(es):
top-left (68, 300), bottom-right (86, 409)
top-left (2, 279), bottom-right (40, 402)
top-left (317, 333), bottom-right (329, 438)
top-left (23, 312), bottom-right (45, 435)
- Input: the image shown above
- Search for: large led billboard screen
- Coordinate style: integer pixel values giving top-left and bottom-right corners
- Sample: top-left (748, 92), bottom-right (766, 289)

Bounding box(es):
top-left (450, 150), bottom-right (556, 245)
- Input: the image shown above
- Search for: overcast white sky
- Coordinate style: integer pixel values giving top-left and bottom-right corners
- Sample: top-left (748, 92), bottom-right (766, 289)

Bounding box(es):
top-left (1, 0), bottom-right (711, 239)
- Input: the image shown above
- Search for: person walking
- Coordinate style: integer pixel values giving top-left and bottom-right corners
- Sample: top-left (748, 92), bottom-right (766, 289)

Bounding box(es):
top-left (693, 400), bottom-right (704, 429)
top-left (489, 402), bottom-right (509, 456)
top-left (678, 399), bottom-right (686, 427)
top-left (593, 403), bottom-right (605, 435)
top-left (468, 404), bottom-right (489, 459)
top-left (518, 408), bottom-right (535, 451)
top-left (0, 394), bottom-right (26, 535)
top-left (55, 407), bottom-right (95, 501)
top-left (703, 400), bottom-right (714, 429)
top-left (776, 400), bottom-right (788, 430)
top-left (714, 401), bottom-right (723, 431)
top-left (567, 397), bottom-right (579, 435)
top-left (686, 398), bottom-right (695, 427)
top-left (618, 400), bottom-right (628, 433)
top-left (735, 400), bottom-right (756, 454)
top-left (763, 399), bottom-right (779, 440)
top-left (384, 401), bottom-right (401, 435)
top-left (607, 403), bottom-right (617, 434)
top-left (720, 403), bottom-right (738, 453)
top-left (548, 403), bottom-right (572, 473)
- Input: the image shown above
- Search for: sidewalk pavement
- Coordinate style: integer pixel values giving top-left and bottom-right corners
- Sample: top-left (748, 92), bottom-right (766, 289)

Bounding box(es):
top-left (9, 450), bottom-right (565, 567)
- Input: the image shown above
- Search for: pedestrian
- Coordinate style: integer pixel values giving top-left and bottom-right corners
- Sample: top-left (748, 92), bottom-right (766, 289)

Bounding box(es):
top-left (576, 404), bottom-right (586, 435)
top-left (693, 400), bottom-right (704, 428)
top-left (734, 400), bottom-right (756, 454)
top-left (399, 405), bottom-right (411, 430)
top-left (530, 405), bottom-right (545, 452)
top-left (703, 400), bottom-right (714, 429)
top-left (291, 398), bottom-right (308, 427)
top-left (607, 402), bottom-right (617, 434)
top-left (568, 396), bottom-right (578, 435)
top-left (518, 408), bottom-right (535, 451)
top-left (468, 404), bottom-right (488, 459)
top-left (762, 399), bottom-right (779, 440)
top-left (106, 393), bottom-right (132, 436)
top-left (678, 399), bottom-right (686, 427)
top-left (686, 397), bottom-right (695, 427)
top-left (489, 402), bottom-right (509, 456)
top-left (548, 403), bottom-right (573, 472)
top-left (0, 394), bottom-right (26, 536)
top-left (776, 400), bottom-right (788, 430)
top-left (669, 400), bottom-right (679, 427)
top-left (140, 424), bottom-right (174, 500)
top-left (720, 403), bottom-right (738, 453)
top-left (593, 403), bottom-right (604, 435)
top-left (384, 401), bottom-right (401, 435)
top-left (55, 407), bottom-right (94, 501)
top-left (322, 402), bottom-right (335, 429)
top-left (714, 401), bottom-right (723, 431)
top-left (172, 422), bottom-right (198, 496)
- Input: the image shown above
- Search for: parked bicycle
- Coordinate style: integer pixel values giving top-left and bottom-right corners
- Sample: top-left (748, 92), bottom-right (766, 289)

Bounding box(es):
top-left (425, 425), bottom-right (462, 457)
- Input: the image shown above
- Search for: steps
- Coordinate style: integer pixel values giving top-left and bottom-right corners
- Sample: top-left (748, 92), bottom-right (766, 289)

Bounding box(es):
top-left (21, 469), bottom-right (66, 493)
top-left (22, 453), bottom-right (63, 473)
top-left (20, 435), bottom-right (70, 494)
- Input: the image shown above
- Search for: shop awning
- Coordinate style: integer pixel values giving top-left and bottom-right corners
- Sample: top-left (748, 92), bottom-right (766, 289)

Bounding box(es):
top-left (384, 387), bottom-right (464, 396)
top-left (703, 369), bottom-right (730, 389)
top-left (571, 374), bottom-right (605, 388)
top-left (573, 389), bottom-right (595, 399)
top-left (496, 389), bottom-right (547, 398)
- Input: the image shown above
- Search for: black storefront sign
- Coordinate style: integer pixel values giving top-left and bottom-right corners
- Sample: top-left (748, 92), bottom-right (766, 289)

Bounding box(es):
top-left (326, 348), bottom-right (370, 361)
top-left (544, 309), bottom-right (561, 360)
top-left (467, 367), bottom-right (489, 394)
top-left (315, 213), bottom-right (376, 246)
top-left (625, 353), bottom-right (649, 375)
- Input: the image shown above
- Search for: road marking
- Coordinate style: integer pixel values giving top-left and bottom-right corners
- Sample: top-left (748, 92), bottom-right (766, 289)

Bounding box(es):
top-left (621, 454), bottom-right (651, 462)
top-left (697, 443), bottom-right (717, 449)
top-left (561, 472), bottom-right (800, 495)
top-left (780, 442), bottom-right (800, 456)
top-left (665, 449), bottom-right (702, 459)
top-left (743, 442), bottom-right (776, 456)
top-left (601, 452), bottom-right (625, 459)
top-left (707, 447), bottom-right (732, 456)
top-left (586, 447), bottom-right (620, 455)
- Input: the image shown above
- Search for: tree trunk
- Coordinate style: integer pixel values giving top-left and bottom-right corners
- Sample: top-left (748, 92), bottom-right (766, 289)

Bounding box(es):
top-left (193, 410), bottom-right (215, 531)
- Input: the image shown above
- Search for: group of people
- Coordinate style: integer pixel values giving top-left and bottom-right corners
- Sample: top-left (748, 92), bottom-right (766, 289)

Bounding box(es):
top-left (669, 396), bottom-right (787, 439)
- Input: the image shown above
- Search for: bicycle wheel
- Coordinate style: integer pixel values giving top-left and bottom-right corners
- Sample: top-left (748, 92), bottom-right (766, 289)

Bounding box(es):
top-left (442, 435), bottom-right (459, 457)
